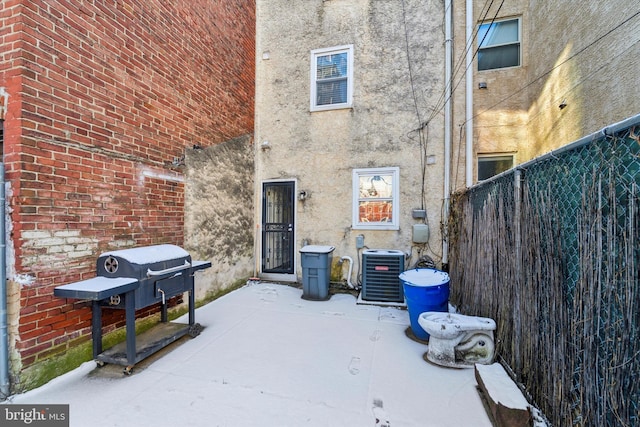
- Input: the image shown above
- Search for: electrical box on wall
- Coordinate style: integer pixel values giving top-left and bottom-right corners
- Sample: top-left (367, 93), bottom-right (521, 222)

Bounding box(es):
top-left (356, 234), bottom-right (365, 249)
top-left (412, 224), bottom-right (429, 243)
top-left (412, 209), bottom-right (426, 219)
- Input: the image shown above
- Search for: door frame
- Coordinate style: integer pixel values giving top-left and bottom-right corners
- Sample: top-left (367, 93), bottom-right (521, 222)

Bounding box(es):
top-left (259, 178), bottom-right (297, 282)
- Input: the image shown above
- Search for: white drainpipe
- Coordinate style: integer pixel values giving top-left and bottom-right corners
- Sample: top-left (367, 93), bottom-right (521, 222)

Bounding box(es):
top-left (442, 0), bottom-right (453, 269)
top-left (466, 0), bottom-right (474, 187)
top-left (340, 256), bottom-right (355, 289)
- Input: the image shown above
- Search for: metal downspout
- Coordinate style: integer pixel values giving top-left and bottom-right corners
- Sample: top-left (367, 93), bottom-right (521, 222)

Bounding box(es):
top-left (0, 87), bottom-right (9, 398)
top-left (442, 0), bottom-right (453, 269)
top-left (0, 162), bottom-right (7, 399)
top-left (465, 0), bottom-right (474, 187)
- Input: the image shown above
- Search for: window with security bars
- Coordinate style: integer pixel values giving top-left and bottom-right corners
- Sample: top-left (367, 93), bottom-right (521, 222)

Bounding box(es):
top-left (478, 18), bottom-right (520, 71)
top-left (310, 45), bottom-right (353, 111)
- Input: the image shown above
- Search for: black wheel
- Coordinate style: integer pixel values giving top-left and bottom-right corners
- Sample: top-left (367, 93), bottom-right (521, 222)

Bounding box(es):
top-left (123, 366), bottom-right (134, 376)
top-left (188, 323), bottom-right (203, 338)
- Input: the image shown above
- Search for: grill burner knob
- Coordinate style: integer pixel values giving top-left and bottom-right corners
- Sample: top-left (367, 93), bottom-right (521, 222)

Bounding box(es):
top-left (104, 256), bottom-right (119, 274)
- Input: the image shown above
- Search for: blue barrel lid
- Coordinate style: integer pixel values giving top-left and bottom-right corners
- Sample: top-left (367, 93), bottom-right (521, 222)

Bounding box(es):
top-left (299, 245), bottom-right (335, 253)
top-left (399, 268), bottom-right (450, 286)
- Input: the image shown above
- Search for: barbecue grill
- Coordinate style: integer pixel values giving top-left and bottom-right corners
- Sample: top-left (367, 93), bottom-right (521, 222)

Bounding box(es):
top-left (54, 244), bottom-right (211, 374)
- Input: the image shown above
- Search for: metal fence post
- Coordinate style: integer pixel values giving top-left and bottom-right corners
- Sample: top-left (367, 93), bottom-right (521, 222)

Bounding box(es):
top-left (513, 169), bottom-right (522, 376)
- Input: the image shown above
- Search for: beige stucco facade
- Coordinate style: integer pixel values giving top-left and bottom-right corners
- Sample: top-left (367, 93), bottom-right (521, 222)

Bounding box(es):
top-left (525, 1), bottom-right (640, 160)
top-left (254, 0), bottom-right (640, 282)
top-left (255, 0), bottom-right (447, 281)
top-left (452, 0), bottom-right (640, 184)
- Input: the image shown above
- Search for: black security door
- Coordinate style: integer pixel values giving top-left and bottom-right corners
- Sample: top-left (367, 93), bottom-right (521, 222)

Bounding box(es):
top-left (261, 181), bottom-right (295, 274)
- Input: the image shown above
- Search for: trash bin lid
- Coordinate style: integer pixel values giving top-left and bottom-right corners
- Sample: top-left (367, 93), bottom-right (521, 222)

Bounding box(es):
top-left (299, 245), bottom-right (335, 253)
top-left (399, 268), bottom-right (449, 286)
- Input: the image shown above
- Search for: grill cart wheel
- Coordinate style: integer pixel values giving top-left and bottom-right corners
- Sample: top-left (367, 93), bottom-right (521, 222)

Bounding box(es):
top-left (188, 323), bottom-right (204, 338)
top-left (123, 366), bottom-right (134, 376)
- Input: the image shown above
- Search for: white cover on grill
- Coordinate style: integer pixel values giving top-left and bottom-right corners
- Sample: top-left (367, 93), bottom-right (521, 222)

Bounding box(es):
top-left (100, 244), bottom-right (189, 265)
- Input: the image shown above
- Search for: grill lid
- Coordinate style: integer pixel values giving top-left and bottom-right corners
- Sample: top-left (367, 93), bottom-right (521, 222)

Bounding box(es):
top-left (100, 244), bottom-right (189, 265)
top-left (97, 244), bottom-right (192, 279)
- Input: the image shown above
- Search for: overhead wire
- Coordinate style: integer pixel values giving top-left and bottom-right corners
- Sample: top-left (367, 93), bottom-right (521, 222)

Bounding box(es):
top-left (425, 2), bottom-right (639, 191)
top-left (473, 10), bottom-right (640, 123)
top-left (424, 0), bottom-right (503, 128)
top-left (525, 37), bottom-right (640, 127)
top-left (469, 8), bottom-right (640, 124)
top-left (401, 0), bottom-right (427, 210)
top-left (401, 0), bottom-right (504, 261)
top-left (400, 0), bottom-right (440, 259)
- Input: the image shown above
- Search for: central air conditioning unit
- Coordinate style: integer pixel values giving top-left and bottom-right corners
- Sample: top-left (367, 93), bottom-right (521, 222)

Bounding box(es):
top-left (361, 249), bottom-right (405, 302)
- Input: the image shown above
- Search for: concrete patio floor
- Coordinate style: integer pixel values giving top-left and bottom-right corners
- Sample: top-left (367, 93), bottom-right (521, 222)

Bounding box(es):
top-left (6, 281), bottom-right (493, 426)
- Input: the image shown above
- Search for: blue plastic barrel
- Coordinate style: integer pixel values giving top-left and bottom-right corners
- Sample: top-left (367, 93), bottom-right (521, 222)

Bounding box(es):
top-left (399, 268), bottom-right (450, 341)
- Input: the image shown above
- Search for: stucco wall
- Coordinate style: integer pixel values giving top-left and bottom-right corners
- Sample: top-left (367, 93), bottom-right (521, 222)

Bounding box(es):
top-left (452, 0), bottom-right (640, 181)
top-left (525, 0), bottom-right (640, 160)
top-left (184, 135), bottom-right (255, 301)
top-left (450, 0), bottom-right (529, 186)
top-left (255, 0), bottom-right (446, 278)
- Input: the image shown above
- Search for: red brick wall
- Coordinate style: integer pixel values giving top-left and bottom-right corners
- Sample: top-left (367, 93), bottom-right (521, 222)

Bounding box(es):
top-left (0, 0), bottom-right (254, 369)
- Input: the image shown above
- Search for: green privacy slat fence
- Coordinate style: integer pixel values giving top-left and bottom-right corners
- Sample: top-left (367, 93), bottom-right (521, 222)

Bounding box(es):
top-left (447, 115), bottom-right (640, 426)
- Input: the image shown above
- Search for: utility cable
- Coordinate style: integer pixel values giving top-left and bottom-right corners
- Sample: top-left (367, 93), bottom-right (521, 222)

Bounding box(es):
top-left (467, 8), bottom-right (640, 124)
top-left (424, 0), bottom-right (503, 127)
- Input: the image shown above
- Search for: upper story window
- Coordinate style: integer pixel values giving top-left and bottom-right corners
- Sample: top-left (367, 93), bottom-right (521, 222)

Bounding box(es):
top-left (352, 167), bottom-right (399, 230)
top-left (310, 45), bottom-right (353, 112)
top-left (477, 18), bottom-right (520, 71)
top-left (477, 154), bottom-right (515, 181)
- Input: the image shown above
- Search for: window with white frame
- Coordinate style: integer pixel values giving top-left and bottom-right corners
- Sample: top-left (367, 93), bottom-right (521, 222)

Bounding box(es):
top-left (310, 45), bottom-right (353, 112)
top-left (477, 154), bottom-right (514, 181)
top-left (352, 167), bottom-right (399, 230)
top-left (477, 18), bottom-right (520, 71)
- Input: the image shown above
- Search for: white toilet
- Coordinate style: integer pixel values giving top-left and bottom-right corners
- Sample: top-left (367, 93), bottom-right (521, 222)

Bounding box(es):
top-left (418, 311), bottom-right (497, 368)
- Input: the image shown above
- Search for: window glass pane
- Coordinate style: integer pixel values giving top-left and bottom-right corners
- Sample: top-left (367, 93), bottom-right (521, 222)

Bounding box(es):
top-left (478, 44), bottom-right (520, 70)
top-left (358, 201), bottom-right (393, 223)
top-left (316, 79), bottom-right (347, 105)
top-left (358, 174), bottom-right (394, 199)
top-left (478, 157), bottom-right (514, 180)
top-left (479, 20), bottom-right (518, 48)
top-left (316, 52), bottom-right (348, 79)
top-left (311, 46), bottom-right (352, 111)
top-left (352, 167), bottom-right (399, 230)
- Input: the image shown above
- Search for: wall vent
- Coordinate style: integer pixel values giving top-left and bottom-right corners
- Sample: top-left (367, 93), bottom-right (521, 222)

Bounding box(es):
top-left (361, 249), bottom-right (405, 302)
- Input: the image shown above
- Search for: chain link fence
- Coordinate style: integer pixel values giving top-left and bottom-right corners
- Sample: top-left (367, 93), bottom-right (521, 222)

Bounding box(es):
top-left (447, 115), bottom-right (640, 426)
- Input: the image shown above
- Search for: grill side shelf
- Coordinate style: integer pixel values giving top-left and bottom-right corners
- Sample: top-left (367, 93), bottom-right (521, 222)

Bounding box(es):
top-left (54, 277), bottom-right (139, 300)
top-left (191, 260), bottom-right (212, 272)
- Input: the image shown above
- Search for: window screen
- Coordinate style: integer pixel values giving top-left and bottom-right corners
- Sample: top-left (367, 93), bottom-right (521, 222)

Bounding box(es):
top-left (478, 19), bottom-right (520, 71)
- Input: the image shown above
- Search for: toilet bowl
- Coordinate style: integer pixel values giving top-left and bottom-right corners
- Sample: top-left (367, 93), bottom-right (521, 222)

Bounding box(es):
top-left (418, 312), bottom-right (496, 368)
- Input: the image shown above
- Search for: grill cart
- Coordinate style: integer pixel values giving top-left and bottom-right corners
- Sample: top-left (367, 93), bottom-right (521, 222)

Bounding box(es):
top-left (54, 244), bottom-right (211, 375)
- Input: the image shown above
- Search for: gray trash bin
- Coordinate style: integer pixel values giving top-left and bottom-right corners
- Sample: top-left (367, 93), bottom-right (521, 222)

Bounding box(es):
top-left (300, 245), bottom-right (335, 300)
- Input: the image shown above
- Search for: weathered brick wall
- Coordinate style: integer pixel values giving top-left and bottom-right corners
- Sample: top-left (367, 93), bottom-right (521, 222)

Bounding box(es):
top-left (0, 0), bottom-right (254, 377)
